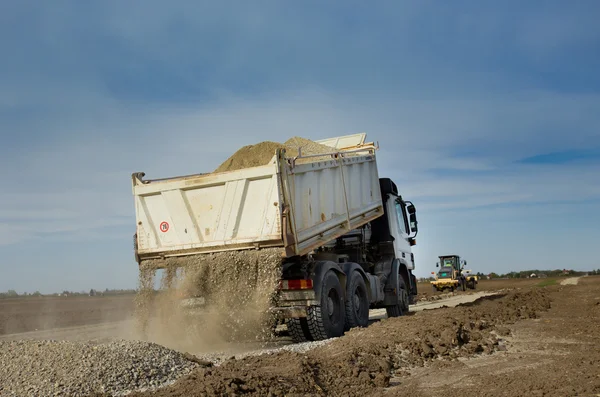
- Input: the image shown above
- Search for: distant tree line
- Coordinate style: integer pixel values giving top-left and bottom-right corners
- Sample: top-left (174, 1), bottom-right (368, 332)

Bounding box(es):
top-left (487, 269), bottom-right (594, 279)
top-left (0, 288), bottom-right (137, 299)
top-left (419, 268), bottom-right (599, 282)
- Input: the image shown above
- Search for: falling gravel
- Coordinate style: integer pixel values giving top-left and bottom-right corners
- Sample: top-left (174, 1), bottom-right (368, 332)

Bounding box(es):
top-left (133, 249), bottom-right (284, 353)
top-left (0, 339), bottom-right (202, 397)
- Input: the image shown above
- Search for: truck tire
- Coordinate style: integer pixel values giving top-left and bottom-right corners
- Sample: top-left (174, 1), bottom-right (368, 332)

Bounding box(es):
top-left (306, 270), bottom-right (345, 340)
top-left (386, 277), bottom-right (407, 318)
top-left (287, 318), bottom-right (312, 343)
top-left (401, 279), bottom-right (410, 314)
top-left (344, 271), bottom-right (369, 330)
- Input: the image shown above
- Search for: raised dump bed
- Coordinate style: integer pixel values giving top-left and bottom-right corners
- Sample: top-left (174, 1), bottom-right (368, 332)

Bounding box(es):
top-left (132, 140), bottom-right (383, 264)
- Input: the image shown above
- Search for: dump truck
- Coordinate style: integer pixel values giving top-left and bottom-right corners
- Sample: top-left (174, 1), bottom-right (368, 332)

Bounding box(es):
top-left (431, 255), bottom-right (465, 292)
top-left (131, 133), bottom-right (419, 342)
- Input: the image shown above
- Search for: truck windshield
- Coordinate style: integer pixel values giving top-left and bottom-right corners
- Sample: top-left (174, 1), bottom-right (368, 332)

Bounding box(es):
top-left (438, 266), bottom-right (453, 278)
top-left (394, 201), bottom-right (407, 234)
top-left (443, 258), bottom-right (455, 267)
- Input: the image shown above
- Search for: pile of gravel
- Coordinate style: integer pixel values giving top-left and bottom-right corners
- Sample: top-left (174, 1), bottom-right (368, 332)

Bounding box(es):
top-left (213, 136), bottom-right (342, 173)
top-left (0, 339), bottom-right (203, 397)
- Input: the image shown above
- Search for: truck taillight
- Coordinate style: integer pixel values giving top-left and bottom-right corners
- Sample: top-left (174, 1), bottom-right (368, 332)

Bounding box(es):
top-left (279, 279), bottom-right (313, 290)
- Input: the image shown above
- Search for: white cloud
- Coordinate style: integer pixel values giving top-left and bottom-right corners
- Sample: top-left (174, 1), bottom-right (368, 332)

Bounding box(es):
top-left (0, 1), bottom-right (599, 292)
top-left (2, 88), bottom-right (599, 248)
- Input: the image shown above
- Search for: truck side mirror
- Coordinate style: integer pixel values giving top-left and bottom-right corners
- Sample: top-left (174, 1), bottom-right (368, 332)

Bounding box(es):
top-left (407, 203), bottom-right (416, 215)
top-left (409, 213), bottom-right (418, 232)
top-left (435, 262), bottom-right (439, 267)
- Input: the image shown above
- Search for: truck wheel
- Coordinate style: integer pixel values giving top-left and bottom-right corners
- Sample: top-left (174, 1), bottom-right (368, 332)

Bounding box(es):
top-left (287, 318), bottom-right (312, 343)
top-left (386, 278), bottom-right (407, 318)
top-left (399, 277), bottom-right (409, 313)
top-left (344, 271), bottom-right (369, 330)
top-left (307, 270), bottom-right (345, 340)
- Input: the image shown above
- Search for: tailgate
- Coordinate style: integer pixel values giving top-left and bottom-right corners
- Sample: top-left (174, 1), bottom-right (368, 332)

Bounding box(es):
top-left (132, 163), bottom-right (284, 259)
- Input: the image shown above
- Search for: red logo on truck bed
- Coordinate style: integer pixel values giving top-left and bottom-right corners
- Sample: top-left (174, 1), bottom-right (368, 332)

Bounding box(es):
top-left (159, 222), bottom-right (169, 232)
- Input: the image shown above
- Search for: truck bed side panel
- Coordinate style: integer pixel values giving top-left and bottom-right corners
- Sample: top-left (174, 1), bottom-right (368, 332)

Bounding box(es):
top-left (284, 154), bottom-right (384, 256)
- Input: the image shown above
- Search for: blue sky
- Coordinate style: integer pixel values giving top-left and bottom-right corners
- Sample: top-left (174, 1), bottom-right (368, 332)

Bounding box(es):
top-left (1, 1), bottom-right (599, 293)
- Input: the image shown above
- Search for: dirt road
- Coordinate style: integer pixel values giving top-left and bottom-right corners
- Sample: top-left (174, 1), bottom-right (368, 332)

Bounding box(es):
top-left (119, 276), bottom-right (599, 397)
top-left (560, 276), bottom-right (581, 285)
top-left (2, 277), bottom-right (598, 397)
top-left (388, 276), bottom-right (600, 397)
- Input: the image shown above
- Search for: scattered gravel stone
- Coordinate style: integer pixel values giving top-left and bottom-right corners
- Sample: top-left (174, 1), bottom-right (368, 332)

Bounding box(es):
top-left (0, 339), bottom-right (200, 397)
top-left (188, 338), bottom-right (337, 367)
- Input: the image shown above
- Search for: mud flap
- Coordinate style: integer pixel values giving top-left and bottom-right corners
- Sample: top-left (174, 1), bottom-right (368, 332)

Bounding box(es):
top-left (383, 259), bottom-right (400, 306)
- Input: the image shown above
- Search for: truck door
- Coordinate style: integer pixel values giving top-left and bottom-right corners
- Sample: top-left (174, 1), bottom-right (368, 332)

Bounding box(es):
top-left (386, 196), bottom-right (414, 270)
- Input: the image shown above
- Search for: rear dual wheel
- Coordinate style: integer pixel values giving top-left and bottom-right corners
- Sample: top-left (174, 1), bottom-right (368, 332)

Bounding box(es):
top-left (307, 270), bottom-right (346, 340)
top-left (344, 271), bottom-right (370, 330)
top-left (386, 277), bottom-right (408, 318)
top-left (287, 317), bottom-right (312, 342)
top-left (288, 270), bottom-right (352, 342)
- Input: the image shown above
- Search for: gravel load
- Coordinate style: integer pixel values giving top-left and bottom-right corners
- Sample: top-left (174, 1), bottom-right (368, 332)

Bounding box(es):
top-left (0, 339), bottom-right (203, 397)
top-left (213, 136), bottom-right (341, 173)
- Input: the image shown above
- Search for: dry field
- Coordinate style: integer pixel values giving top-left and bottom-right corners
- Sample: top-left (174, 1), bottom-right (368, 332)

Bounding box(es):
top-left (0, 295), bottom-right (134, 336)
top-left (1, 276), bottom-right (598, 396)
top-left (0, 278), bottom-right (544, 337)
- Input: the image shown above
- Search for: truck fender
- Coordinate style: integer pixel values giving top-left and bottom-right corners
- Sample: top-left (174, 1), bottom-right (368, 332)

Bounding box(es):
top-left (410, 271), bottom-right (418, 295)
top-left (398, 263), bottom-right (411, 293)
top-left (340, 262), bottom-right (372, 302)
top-left (312, 261), bottom-right (347, 303)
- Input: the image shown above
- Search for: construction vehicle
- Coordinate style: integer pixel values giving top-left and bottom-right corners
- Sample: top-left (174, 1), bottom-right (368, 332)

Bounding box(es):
top-left (430, 255), bottom-right (470, 292)
top-left (131, 133), bottom-right (419, 342)
top-left (462, 269), bottom-right (478, 289)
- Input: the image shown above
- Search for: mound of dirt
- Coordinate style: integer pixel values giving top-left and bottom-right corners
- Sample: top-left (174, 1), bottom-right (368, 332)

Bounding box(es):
top-left (213, 136), bottom-right (338, 173)
top-left (283, 136), bottom-right (334, 158)
top-left (126, 288), bottom-right (553, 397)
top-left (213, 141), bottom-right (288, 173)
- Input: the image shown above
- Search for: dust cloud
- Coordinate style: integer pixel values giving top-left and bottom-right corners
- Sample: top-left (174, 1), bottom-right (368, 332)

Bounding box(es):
top-left (133, 248), bottom-right (283, 353)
